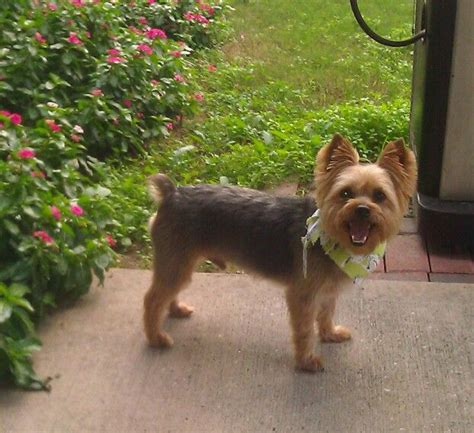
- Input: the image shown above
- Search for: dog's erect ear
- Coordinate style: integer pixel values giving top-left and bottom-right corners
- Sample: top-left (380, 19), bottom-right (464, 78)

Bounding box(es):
top-left (378, 138), bottom-right (417, 203)
top-left (316, 133), bottom-right (359, 175)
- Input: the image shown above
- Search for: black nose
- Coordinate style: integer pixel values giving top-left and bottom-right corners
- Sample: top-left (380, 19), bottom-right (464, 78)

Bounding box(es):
top-left (355, 205), bottom-right (370, 219)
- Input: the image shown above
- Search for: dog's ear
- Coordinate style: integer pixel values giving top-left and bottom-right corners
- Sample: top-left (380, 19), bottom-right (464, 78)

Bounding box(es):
top-left (378, 138), bottom-right (417, 203)
top-left (316, 133), bottom-right (359, 175)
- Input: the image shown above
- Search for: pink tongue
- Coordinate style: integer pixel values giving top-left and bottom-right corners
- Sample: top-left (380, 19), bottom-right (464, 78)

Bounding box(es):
top-left (350, 221), bottom-right (370, 244)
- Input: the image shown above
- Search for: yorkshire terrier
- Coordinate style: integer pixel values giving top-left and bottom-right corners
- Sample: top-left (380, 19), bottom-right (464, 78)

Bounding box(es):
top-left (144, 134), bottom-right (417, 372)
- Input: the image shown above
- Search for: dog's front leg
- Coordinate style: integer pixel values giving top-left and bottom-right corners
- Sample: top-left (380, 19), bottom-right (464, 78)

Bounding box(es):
top-left (316, 295), bottom-right (352, 343)
top-left (285, 287), bottom-right (324, 372)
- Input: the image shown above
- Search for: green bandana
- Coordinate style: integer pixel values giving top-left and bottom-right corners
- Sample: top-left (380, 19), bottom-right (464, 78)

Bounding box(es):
top-left (302, 209), bottom-right (386, 284)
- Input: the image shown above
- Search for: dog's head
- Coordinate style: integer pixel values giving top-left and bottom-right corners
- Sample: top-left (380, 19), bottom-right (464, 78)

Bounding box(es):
top-left (314, 134), bottom-right (417, 255)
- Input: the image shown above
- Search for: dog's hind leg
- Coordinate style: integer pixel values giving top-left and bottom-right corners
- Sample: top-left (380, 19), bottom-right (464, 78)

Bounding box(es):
top-left (169, 299), bottom-right (194, 318)
top-left (143, 253), bottom-right (196, 348)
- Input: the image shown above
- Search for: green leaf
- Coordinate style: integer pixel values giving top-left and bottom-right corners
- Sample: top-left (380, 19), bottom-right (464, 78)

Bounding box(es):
top-left (8, 283), bottom-right (29, 299)
top-left (22, 206), bottom-right (40, 219)
top-left (94, 253), bottom-right (111, 269)
top-left (73, 245), bottom-right (86, 255)
top-left (3, 219), bottom-right (20, 235)
top-left (0, 301), bottom-right (13, 323)
top-left (120, 237), bottom-right (132, 247)
top-left (27, 45), bottom-right (38, 56)
top-left (62, 52), bottom-right (74, 65)
top-left (262, 131), bottom-right (273, 144)
top-left (55, 256), bottom-right (68, 275)
top-left (9, 297), bottom-right (34, 313)
top-left (10, 307), bottom-right (35, 335)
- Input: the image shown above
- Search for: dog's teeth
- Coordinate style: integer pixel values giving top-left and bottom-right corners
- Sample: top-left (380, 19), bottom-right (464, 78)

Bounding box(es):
top-left (351, 235), bottom-right (368, 245)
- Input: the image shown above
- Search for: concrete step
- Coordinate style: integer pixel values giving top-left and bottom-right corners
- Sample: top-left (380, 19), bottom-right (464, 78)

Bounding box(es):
top-left (1, 269), bottom-right (472, 433)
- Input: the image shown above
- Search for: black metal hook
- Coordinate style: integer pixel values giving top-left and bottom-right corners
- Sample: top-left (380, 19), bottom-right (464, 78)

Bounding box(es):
top-left (350, 0), bottom-right (426, 47)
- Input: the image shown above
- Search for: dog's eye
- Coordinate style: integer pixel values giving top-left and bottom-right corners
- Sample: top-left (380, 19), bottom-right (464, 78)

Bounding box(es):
top-left (340, 189), bottom-right (354, 200)
top-left (373, 189), bottom-right (386, 203)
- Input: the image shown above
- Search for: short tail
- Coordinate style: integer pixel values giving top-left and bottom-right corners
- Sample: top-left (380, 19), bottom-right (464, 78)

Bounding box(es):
top-left (147, 174), bottom-right (176, 204)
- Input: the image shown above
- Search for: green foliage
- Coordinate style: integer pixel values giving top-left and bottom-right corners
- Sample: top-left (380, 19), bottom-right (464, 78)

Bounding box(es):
top-left (153, 62), bottom-right (410, 186)
top-left (0, 0), bottom-right (227, 389)
top-left (0, 282), bottom-right (44, 390)
top-left (0, 0), bottom-right (226, 157)
top-left (105, 59), bottom-right (410, 259)
top-left (0, 111), bottom-right (116, 388)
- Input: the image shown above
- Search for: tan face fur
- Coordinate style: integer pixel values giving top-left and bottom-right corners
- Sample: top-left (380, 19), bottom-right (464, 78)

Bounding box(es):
top-left (315, 134), bottom-right (417, 255)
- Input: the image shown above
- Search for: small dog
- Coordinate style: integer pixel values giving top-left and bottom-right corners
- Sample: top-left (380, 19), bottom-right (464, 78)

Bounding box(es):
top-left (144, 134), bottom-right (417, 372)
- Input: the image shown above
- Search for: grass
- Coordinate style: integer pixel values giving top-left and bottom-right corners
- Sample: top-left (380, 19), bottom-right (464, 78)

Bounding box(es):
top-left (106, 0), bottom-right (415, 267)
top-left (226, 0), bottom-right (414, 105)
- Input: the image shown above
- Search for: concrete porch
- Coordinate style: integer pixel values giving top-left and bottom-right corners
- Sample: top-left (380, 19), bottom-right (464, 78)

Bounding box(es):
top-left (1, 269), bottom-right (472, 433)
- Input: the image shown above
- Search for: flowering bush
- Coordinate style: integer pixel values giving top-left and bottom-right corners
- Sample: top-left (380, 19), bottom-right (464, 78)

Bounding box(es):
top-left (0, 109), bottom-right (116, 388)
top-left (0, 0), bottom-right (225, 157)
top-left (0, 0), bottom-right (226, 389)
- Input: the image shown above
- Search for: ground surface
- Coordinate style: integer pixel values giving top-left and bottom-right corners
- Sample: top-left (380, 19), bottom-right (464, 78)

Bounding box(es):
top-left (1, 270), bottom-right (472, 433)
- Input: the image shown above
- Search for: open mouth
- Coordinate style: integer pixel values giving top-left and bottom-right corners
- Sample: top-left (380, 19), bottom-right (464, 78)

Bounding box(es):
top-left (348, 220), bottom-right (372, 246)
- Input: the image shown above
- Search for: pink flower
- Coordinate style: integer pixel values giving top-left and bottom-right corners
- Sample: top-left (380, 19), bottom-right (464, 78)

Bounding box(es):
top-left (33, 230), bottom-right (54, 244)
top-left (48, 3), bottom-right (58, 11)
top-left (166, 122), bottom-right (174, 130)
top-left (107, 48), bottom-right (121, 56)
top-left (18, 148), bottom-right (36, 159)
top-left (208, 64), bottom-right (217, 72)
top-left (146, 28), bottom-right (167, 39)
top-left (71, 134), bottom-right (81, 142)
top-left (194, 92), bottom-right (204, 102)
top-left (9, 113), bottom-right (22, 125)
top-left (173, 73), bottom-right (184, 82)
top-left (150, 79), bottom-right (160, 86)
top-left (0, 122), bottom-right (3, 129)
top-left (138, 16), bottom-right (148, 25)
top-left (170, 50), bottom-right (182, 58)
top-left (0, 110), bottom-right (11, 117)
top-left (71, 0), bottom-right (85, 7)
top-left (199, 3), bottom-right (215, 15)
top-left (123, 99), bottom-right (132, 108)
top-left (91, 88), bottom-right (103, 96)
top-left (50, 206), bottom-right (61, 221)
top-left (195, 14), bottom-right (209, 24)
top-left (184, 12), bottom-right (209, 24)
top-left (137, 44), bottom-right (153, 55)
top-left (85, 31), bottom-right (92, 39)
top-left (34, 32), bottom-right (47, 45)
top-left (106, 234), bottom-right (117, 247)
top-left (148, 0), bottom-right (156, 4)
top-left (45, 119), bottom-right (61, 132)
top-left (107, 56), bottom-right (124, 64)
top-left (70, 203), bottom-right (84, 216)
top-left (67, 32), bottom-right (82, 45)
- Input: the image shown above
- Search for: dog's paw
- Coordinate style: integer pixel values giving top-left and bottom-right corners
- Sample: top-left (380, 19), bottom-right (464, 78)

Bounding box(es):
top-left (149, 332), bottom-right (174, 349)
top-left (320, 325), bottom-right (352, 343)
top-left (296, 354), bottom-right (324, 373)
top-left (169, 301), bottom-right (194, 318)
